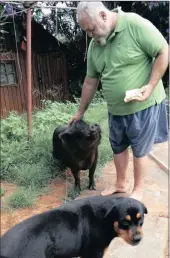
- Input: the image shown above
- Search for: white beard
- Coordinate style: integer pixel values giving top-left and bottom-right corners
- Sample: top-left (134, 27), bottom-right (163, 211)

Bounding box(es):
top-left (97, 37), bottom-right (106, 46)
top-left (94, 31), bottom-right (110, 46)
top-left (95, 36), bottom-right (107, 46)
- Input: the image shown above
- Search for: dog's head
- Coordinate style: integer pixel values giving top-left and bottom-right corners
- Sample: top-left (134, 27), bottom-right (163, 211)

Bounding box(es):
top-left (59, 120), bottom-right (101, 150)
top-left (105, 198), bottom-right (148, 246)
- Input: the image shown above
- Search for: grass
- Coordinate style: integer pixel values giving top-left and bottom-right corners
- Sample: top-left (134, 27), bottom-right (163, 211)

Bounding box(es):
top-left (1, 95), bottom-right (112, 208)
top-left (6, 187), bottom-right (37, 209)
top-left (0, 187), bottom-right (5, 197)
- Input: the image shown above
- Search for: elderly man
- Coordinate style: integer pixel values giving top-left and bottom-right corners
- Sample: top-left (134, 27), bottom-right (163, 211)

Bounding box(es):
top-left (69, 2), bottom-right (169, 201)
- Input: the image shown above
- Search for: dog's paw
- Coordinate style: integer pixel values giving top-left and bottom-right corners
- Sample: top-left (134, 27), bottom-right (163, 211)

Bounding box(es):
top-left (88, 184), bottom-right (96, 190)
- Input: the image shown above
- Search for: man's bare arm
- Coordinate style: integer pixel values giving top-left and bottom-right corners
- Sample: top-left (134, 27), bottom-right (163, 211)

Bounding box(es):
top-left (148, 42), bottom-right (169, 89)
top-left (78, 77), bottom-right (99, 115)
top-left (69, 77), bottom-right (99, 123)
top-left (126, 43), bottom-right (169, 102)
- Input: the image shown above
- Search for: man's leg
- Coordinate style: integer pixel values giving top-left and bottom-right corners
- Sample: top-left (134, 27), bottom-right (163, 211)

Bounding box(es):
top-left (101, 148), bottom-right (129, 196)
top-left (130, 155), bottom-right (148, 200)
top-left (129, 100), bottom-right (168, 201)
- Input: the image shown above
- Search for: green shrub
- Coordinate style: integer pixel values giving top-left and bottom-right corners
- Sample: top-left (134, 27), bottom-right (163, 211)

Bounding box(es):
top-left (0, 187), bottom-right (5, 197)
top-left (1, 97), bottom-right (113, 206)
top-left (6, 187), bottom-right (37, 209)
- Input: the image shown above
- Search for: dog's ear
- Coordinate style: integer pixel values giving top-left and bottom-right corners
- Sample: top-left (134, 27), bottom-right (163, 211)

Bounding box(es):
top-left (58, 131), bottom-right (71, 140)
top-left (104, 205), bottom-right (119, 222)
top-left (143, 204), bottom-right (148, 214)
top-left (59, 125), bottom-right (75, 139)
top-left (70, 118), bottom-right (84, 126)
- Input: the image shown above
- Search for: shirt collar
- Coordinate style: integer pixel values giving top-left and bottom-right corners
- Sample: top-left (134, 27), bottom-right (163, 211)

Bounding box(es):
top-left (107, 7), bottom-right (126, 41)
top-left (115, 7), bottom-right (126, 32)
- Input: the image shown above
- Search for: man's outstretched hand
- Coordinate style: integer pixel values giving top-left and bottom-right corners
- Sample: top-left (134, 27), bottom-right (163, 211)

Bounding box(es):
top-left (69, 112), bottom-right (84, 125)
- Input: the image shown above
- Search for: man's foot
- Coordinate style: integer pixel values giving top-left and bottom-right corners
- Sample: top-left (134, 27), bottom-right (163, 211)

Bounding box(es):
top-left (101, 185), bottom-right (128, 196)
top-left (130, 189), bottom-right (144, 202)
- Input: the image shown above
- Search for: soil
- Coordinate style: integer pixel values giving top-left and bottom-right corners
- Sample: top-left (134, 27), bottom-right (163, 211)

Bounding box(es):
top-left (1, 169), bottom-right (78, 236)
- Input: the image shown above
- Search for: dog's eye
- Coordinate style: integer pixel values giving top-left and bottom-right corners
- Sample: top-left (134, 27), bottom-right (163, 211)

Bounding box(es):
top-left (123, 221), bottom-right (129, 226)
top-left (120, 220), bottom-right (130, 228)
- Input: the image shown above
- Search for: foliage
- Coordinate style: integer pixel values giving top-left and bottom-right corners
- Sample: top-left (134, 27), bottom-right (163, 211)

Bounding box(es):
top-left (33, 1), bottom-right (87, 96)
top-left (104, 1), bottom-right (169, 41)
top-left (6, 187), bottom-right (37, 209)
top-left (1, 98), bottom-right (112, 207)
top-left (0, 3), bottom-right (9, 50)
top-left (0, 101), bottom-right (78, 184)
top-left (0, 187), bottom-right (5, 197)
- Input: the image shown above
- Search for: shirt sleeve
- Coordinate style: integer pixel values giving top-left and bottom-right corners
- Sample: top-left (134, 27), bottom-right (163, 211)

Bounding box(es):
top-left (132, 14), bottom-right (167, 57)
top-left (86, 41), bottom-right (100, 79)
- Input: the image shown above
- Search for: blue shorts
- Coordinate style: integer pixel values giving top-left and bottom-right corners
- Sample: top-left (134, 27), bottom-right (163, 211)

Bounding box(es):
top-left (108, 100), bottom-right (168, 157)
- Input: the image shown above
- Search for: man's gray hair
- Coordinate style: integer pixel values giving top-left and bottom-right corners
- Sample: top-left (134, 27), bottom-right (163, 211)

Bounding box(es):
top-left (77, 2), bottom-right (109, 19)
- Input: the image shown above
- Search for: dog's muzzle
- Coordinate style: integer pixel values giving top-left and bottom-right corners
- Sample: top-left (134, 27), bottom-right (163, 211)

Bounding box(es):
top-left (89, 124), bottom-right (101, 138)
top-left (90, 123), bottom-right (100, 132)
top-left (131, 233), bottom-right (142, 245)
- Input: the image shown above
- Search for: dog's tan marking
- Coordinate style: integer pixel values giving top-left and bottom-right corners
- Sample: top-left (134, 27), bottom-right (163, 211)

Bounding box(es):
top-left (125, 215), bottom-right (131, 221)
top-left (104, 247), bottom-right (108, 254)
top-left (137, 226), bottom-right (143, 236)
top-left (102, 247), bottom-right (108, 258)
top-left (113, 222), bottom-right (143, 245)
top-left (136, 213), bottom-right (141, 219)
top-left (113, 221), bottom-right (132, 245)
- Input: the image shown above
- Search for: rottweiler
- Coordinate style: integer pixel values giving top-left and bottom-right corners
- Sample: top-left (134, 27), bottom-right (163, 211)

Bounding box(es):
top-left (0, 196), bottom-right (147, 258)
top-left (52, 119), bottom-right (101, 192)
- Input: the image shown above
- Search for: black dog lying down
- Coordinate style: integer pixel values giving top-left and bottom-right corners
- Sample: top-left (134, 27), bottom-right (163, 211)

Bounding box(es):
top-left (52, 119), bottom-right (101, 192)
top-left (1, 196), bottom-right (147, 258)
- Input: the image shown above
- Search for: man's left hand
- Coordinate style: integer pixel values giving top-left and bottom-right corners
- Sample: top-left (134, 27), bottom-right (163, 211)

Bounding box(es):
top-left (124, 84), bottom-right (154, 103)
top-left (139, 84), bottom-right (154, 101)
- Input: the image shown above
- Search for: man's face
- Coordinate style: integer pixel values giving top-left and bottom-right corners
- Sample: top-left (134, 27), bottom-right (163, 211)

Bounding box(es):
top-left (78, 11), bottom-right (111, 46)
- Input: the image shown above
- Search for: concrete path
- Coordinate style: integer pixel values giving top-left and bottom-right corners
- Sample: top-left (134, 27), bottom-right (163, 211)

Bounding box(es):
top-left (77, 142), bottom-right (169, 258)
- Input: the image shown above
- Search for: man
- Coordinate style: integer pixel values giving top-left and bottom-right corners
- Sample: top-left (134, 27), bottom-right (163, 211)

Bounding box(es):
top-left (69, 2), bottom-right (169, 201)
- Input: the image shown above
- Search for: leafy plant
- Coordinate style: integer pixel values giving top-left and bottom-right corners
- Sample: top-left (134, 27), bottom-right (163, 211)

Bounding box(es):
top-left (0, 187), bottom-right (5, 197)
top-left (6, 187), bottom-right (37, 209)
top-left (1, 98), bottom-right (112, 207)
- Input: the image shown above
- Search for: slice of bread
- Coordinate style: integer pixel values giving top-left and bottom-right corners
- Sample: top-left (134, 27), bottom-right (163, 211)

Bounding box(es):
top-left (124, 89), bottom-right (143, 102)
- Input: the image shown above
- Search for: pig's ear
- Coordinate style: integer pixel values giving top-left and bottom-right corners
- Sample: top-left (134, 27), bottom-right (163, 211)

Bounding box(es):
top-left (58, 130), bottom-right (72, 139)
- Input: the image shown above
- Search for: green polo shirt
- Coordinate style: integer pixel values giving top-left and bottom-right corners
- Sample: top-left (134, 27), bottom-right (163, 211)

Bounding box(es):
top-left (86, 7), bottom-right (167, 115)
